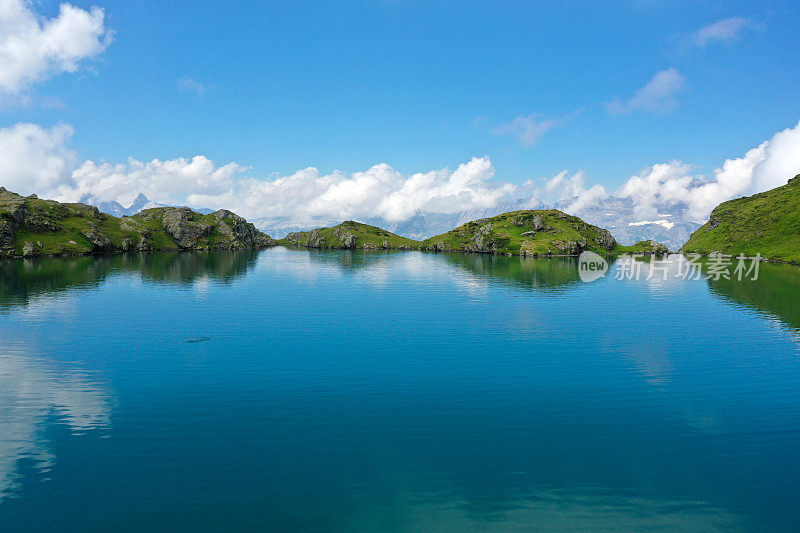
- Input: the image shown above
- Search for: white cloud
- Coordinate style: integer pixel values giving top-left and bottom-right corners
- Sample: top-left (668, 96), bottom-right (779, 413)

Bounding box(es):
top-left (0, 0), bottom-right (112, 94)
top-left (0, 122), bottom-right (77, 195)
top-left (2, 120), bottom-right (799, 229)
top-left (187, 156), bottom-right (514, 224)
top-left (491, 114), bottom-right (557, 146)
top-left (691, 17), bottom-right (749, 48)
top-left (0, 123), bottom-right (515, 224)
top-left (66, 156), bottom-right (244, 206)
top-left (606, 68), bottom-right (686, 115)
top-left (177, 77), bottom-right (206, 96)
top-left (535, 170), bottom-right (607, 213)
top-left (516, 120), bottom-right (800, 223)
top-left (615, 120), bottom-right (800, 219)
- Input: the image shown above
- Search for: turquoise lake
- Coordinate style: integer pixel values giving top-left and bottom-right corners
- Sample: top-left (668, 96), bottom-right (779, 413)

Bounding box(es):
top-left (1, 248), bottom-right (800, 531)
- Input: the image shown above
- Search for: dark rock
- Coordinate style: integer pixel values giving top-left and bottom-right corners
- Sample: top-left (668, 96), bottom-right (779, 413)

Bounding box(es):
top-left (82, 223), bottom-right (113, 251)
top-left (595, 228), bottom-right (617, 250)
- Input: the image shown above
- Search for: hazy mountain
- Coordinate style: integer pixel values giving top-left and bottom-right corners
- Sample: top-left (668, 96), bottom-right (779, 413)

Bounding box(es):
top-left (255, 195), bottom-right (699, 250)
top-left (570, 196), bottom-right (702, 251)
top-left (254, 199), bottom-right (543, 240)
top-left (82, 193), bottom-right (215, 217)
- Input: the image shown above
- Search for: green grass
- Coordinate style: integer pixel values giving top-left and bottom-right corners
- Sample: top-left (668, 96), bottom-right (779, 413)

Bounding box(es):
top-left (12, 216), bottom-right (94, 255)
top-left (279, 221), bottom-right (421, 249)
top-left (0, 188), bottom-right (274, 258)
top-left (279, 211), bottom-right (671, 257)
top-left (681, 176), bottom-right (800, 263)
top-left (421, 209), bottom-right (646, 256)
top-left (614, 240), bottom-right (670, 254)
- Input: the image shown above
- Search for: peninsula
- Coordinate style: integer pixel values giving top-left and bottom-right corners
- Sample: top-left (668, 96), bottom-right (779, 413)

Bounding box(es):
top-left (0, 187), bottom-right (275, 258)
top-left (681, 175), bottom-right (800, 264)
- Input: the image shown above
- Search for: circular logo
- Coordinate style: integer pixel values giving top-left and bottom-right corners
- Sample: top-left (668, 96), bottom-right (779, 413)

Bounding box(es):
top-left (578, 251), bottom-right (609, 283)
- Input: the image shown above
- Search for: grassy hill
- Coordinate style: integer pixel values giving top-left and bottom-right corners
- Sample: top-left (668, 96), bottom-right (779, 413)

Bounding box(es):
top-left (1, 187), bottom-right (669, 260)
top-left (279, 210), bottom-right (668, 256)
top-left (681, 175), bottom-right (800, 263)
top-left (421, 209), bottom-right (667, 256)
top-left (0, 188), bottom-right (275, 259)
top-left (279, 221), bottom-right (421, 250)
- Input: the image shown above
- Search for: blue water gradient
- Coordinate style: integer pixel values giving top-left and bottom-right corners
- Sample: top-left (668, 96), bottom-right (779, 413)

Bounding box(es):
top-left (1, 249), bottom-right (799, 531)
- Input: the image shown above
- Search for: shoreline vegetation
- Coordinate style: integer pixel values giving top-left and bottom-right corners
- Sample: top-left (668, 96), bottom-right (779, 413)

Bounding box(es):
top-left (3, 174), bottom-right (798, 263)
top-left (680, 174), bottom-right (800, 264)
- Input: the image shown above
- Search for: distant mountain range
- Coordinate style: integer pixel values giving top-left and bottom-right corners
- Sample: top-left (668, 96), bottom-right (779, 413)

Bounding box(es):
top-left (570, 196), bottom-right (702, 251)
top-left (252, 197), bottom-right (702, 250)
top-left (83, 193), bottom-right (215, 218)
top-left (82, 192), bottom-right (702, 250)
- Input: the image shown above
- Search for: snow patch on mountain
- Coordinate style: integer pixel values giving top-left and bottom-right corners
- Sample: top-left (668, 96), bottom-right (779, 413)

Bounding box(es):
top-left (629, 220), bottom-right (676, 230)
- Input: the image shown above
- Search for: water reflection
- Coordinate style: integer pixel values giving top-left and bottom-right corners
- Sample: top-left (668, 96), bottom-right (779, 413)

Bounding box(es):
top-left (440, 253), bottom-right (588, 292)
top-left (706, 261), bottom-right (800, 332)
top-left (294, 248), bottom-right (588, 293)
top-left (2, 249), bottom-right (800, 530)
top-left (0, 340), bottom-right (112, 501)
top-left (343, 485), bottom-right (739, 531)
top-left (0, 250), bottom-right (260, 311)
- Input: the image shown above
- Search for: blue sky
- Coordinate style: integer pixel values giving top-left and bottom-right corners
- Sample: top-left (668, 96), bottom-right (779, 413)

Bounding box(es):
top-left (2, 0), bottom-right (800, 224)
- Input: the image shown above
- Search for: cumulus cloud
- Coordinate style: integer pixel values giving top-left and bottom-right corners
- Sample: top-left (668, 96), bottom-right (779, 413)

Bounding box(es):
top-left (606, 68), bottom-right (686, 115)
top-left (518, 120), bottom-right (800, 222)
top-left (491, 114), bottom-right (558, 147)
top-left (2, 120), bottom-right (799, 228)
top-left (0, 0), bottom-right (112, 94)
top-left (66, 156), bottom-right (244, 206)
top-left (528, 170), bottom-right (607, 213)
top-left (691, 17), bottom-right (749, 48)
top-left (0, 123), bottom-right (515, 224)
top-left (616, 120), bottom-right (800, 219)
top-left (0, 122), bottom-right (77, 195)
top-left (188, 156), bottom-right (513, 224)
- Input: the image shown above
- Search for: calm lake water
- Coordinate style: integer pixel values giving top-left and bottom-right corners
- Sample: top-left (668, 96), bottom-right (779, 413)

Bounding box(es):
top-left (1, 248), bottom-right (799, 531)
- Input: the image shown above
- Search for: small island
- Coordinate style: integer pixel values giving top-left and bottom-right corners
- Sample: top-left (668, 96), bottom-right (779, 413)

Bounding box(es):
top-left (280, 210), bottom-right (669, 257)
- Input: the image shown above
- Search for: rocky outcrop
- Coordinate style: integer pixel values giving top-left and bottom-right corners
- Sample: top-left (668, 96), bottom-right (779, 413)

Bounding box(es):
top-left (424, 209), bottom-right (622, 256)
top-left (644, 240), bottom-right (669, 254)
top-left (0, 188), bottom-right (276, 259)
top-left (281, 220), bottom-right (419, 250)
top-left (136, 207), bottom-right (214, 248)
